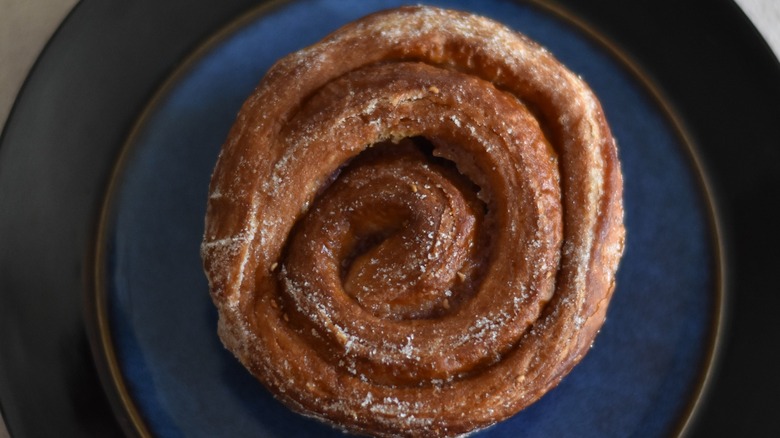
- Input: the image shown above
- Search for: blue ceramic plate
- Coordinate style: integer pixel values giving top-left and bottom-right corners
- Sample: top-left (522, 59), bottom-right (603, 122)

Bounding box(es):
top-left (97, 0), bottom-right (721, 436)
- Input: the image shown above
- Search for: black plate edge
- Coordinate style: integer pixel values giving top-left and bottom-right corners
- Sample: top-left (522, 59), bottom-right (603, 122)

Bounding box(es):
top-left (86, 3), bottom-right (296, 437)
top-left (536, 2), bottom-right (729, 434)
top-left (1, 0), bottom-right (778, 436)
top-left (0, 1), bottom-right (270, 436)
top-left (524, 4), bottom-right (730, 435)
top-left (552, 1), bottom-right (780, 436)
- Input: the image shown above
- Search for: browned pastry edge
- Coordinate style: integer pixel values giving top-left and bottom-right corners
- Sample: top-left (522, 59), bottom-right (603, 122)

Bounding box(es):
top-left (201, 6), bottom-right (625, 437)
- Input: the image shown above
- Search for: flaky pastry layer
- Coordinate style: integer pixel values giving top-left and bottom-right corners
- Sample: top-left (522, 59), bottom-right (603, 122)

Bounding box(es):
top-left (202, 6), bottom-right (625, 437)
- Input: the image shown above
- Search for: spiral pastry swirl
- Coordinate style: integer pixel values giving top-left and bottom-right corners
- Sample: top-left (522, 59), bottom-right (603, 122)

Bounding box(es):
top-left (202, 6), bottom-right (625, 437)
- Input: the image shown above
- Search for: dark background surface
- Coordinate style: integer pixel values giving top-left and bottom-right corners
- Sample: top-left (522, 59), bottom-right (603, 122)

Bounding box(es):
top-left (0, 0), bottom-right (777, 436)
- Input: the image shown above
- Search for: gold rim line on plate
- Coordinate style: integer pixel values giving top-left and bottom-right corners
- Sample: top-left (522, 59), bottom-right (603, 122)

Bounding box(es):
top-left (88, 2), bottom-right (293, 436)
top-left (86, 1), bottom-right (727, 436)
top-left (530, 1), bottom-right (726, 434)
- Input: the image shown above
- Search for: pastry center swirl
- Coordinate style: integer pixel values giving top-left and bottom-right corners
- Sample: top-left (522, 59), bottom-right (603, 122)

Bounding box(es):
top-left (285, 139), bottom-right (487, 322)
top-left (273, 63), bottom-right (563, 384)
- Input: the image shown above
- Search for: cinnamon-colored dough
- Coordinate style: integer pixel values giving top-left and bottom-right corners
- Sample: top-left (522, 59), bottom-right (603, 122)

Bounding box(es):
top-left (201, 6), bottom-right (625, 437)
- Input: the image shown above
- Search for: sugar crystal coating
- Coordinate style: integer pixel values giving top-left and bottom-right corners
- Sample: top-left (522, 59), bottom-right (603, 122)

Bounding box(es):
top-left (202, 6), bottom-right (625, 437)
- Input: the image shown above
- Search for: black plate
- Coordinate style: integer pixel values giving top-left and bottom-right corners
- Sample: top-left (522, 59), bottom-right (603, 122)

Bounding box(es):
top-left (1, 0), bottom-right (779, 436)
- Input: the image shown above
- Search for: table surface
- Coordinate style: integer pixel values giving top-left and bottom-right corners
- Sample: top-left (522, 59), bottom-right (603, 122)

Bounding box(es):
top-left (0, 0), bottom-right (778, 437)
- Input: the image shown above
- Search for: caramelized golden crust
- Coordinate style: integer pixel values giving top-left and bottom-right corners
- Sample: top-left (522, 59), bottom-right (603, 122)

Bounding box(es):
top-left (201, 6), bottom-right (625, 437)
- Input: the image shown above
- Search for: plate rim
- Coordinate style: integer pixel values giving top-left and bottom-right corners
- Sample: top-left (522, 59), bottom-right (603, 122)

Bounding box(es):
top-left (87, 0), bottom-right (725, 436)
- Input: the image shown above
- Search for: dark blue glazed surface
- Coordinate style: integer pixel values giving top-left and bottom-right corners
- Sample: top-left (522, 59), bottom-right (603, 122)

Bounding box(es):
top-left (103, 0), bottom-right (718, 436)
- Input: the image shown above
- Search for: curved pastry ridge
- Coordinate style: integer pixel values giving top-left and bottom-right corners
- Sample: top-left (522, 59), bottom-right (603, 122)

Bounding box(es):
top-left (202, 6), bottom-right (625, 437)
